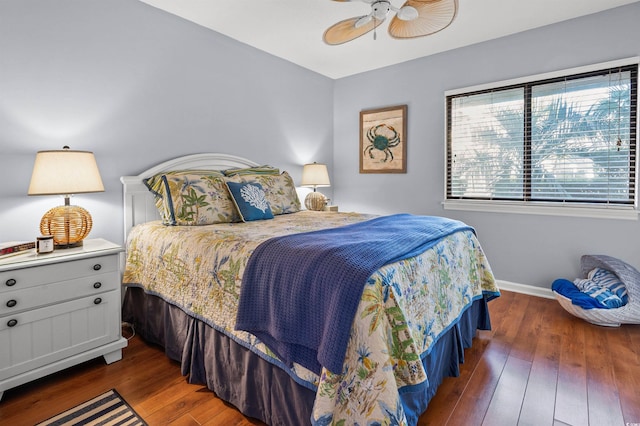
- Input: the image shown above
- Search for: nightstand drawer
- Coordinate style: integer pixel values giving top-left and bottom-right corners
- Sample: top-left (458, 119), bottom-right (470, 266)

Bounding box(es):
top-left (0, 255), bottom-right (118, 293)
top-left (0, 289), bottom-right (121, 380)
top-left (0, 271), bottom-right (118, 315)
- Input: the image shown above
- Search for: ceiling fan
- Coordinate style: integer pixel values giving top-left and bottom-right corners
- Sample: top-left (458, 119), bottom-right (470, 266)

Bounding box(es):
top-left (323, 0), bottom-right (458, 45)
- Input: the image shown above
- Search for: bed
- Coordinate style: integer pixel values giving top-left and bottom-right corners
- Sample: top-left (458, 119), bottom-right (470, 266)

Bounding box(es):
top-left (120, 153), bottom-right (500, 425)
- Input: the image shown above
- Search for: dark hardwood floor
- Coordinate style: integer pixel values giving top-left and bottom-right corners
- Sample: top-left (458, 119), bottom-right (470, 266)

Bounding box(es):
top-left (1, 290), bottom-right (639, 425)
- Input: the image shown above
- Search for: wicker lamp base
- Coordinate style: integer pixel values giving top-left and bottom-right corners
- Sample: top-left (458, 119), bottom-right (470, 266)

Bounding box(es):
top-left (40, 204), bottom-right (93, 248)
top-left (305, 191), bottom-right (327, 211)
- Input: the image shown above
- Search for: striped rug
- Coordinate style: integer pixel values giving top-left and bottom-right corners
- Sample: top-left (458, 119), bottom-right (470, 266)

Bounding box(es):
top-left (36, 389), bottom-right (146, 426)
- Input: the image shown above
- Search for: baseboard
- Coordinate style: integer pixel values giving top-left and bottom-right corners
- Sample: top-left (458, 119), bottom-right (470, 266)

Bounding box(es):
top-left (496, 279), bottom-right (555, 300)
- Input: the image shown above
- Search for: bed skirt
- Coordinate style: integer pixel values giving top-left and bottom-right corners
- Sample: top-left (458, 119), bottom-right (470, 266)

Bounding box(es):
top-left (122, 287), bottom-right (491, 425)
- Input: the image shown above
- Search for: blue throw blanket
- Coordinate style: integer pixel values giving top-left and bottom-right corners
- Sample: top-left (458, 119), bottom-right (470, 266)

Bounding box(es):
top-left (235, 214), bottom-right (474, 374)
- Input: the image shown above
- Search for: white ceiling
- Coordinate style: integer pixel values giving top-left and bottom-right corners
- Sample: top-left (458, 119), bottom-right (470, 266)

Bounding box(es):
top-left (139, 0), bottom-right (639, 79)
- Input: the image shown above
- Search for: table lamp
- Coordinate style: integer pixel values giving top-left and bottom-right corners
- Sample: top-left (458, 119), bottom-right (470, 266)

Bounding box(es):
top-left (301, 162), bottom-right (330, 211)
top-left (28, 146), bottom-right (104, 248)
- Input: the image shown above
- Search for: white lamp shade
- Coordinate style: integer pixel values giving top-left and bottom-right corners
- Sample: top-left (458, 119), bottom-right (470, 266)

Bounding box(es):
top-left (301, 162), bottom-right (330, 188)
top-left (28, 149), bottom-right (105, 196)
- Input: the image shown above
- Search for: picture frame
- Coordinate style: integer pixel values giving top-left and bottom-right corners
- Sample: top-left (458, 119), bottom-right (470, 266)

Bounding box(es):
top-left (359, 104), bottom-right (407, 174)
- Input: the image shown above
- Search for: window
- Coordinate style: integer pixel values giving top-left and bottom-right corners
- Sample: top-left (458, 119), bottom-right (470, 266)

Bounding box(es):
top-left (445, 59), bottom-right (638, 219)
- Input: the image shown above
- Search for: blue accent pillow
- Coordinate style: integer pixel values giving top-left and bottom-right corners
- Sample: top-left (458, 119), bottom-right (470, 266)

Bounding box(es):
top-left (226, 181), bottom-right (274, 222)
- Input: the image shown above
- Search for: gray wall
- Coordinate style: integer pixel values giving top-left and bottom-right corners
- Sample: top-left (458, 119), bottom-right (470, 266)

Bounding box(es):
top-left (0, 0), bottom-right (334, 246)
top-left (333, 3), bottom-right (640, 288)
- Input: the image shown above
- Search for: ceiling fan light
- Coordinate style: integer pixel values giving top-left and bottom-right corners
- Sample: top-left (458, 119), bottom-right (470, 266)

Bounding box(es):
top-left (355, 15), bottom-right (372, 28)
top-left (396, 5), bottom-right (418, 21)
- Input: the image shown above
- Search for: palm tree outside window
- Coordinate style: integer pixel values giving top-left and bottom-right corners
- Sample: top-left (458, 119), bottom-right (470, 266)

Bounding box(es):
top-left (446, 61), bottom-right (637, 210)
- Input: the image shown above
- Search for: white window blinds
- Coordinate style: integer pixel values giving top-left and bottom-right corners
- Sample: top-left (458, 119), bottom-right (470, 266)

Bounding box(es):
top-left (447, 64), bottom-right (637, 206)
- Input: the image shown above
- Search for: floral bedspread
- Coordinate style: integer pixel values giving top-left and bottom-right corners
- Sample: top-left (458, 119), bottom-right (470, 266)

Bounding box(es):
top-left (122, 211), bottom-right (499, 425)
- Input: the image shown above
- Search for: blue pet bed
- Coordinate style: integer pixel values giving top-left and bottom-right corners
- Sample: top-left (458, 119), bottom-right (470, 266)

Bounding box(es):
top-left (552, 255), bottom-right (640, 327)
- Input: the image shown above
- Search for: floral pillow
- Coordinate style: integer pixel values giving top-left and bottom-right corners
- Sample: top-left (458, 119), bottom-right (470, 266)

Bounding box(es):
top-left (226, 181), bottom-right (274, 222)
top-left (226, 171), bottom-right (301, 215)
top-left (144, 170), bottom-right (240, 225)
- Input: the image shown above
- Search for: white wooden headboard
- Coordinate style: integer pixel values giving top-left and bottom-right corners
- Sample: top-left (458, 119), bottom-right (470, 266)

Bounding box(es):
top-left (120, 153), bottom-right (259, 242)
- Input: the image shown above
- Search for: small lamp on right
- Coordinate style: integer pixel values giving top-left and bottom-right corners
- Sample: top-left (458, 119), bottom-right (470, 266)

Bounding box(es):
top-left (301, 162), bottom-right (330, 211)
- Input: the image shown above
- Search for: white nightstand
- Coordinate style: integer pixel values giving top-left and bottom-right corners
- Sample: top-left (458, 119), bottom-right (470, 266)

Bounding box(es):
top-left (0, 239), bottom-right (127, 401)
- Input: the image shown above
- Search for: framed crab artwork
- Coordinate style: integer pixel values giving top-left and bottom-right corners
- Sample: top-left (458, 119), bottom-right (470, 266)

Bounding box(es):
top-left (359, 104), bottom-right (407, 173)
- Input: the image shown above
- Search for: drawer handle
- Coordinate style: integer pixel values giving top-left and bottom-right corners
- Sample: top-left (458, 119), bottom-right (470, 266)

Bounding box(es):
top-left (6, 299), bottom-right (17, 308)
top-left (93, 282), bottom-right (102, 289)
top-left (7, 319), bottom-right (17, 327)
top-left (5, 279), bottom-right (16, 287)
top-left (93, 264), bottom-right (102, 271)
top-left (94, 297), bottom-right (102, 305)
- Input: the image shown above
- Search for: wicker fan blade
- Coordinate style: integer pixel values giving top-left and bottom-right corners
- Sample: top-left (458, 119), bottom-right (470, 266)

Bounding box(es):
top-left (323, 17), bottom-right (385, 45)
top-left (388, 0), bottom-right (457, 39)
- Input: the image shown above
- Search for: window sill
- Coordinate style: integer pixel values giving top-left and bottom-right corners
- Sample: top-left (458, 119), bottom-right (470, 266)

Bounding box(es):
top-left (442, 199), bottom-right (638, 220)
